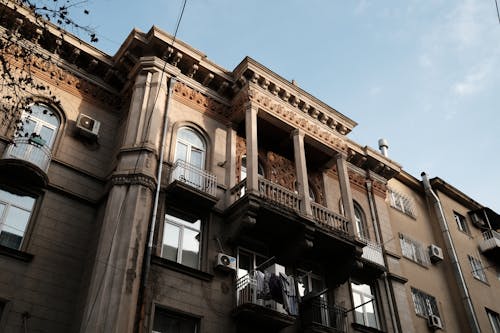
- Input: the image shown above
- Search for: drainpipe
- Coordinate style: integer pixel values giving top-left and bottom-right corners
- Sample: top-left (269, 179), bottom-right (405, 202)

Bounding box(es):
top-left (421, 172), bottom-right (481, 333)
top-left (139, 76), bottom-right (176, 330)
top-left (366, 180), bottom-right (401, 333)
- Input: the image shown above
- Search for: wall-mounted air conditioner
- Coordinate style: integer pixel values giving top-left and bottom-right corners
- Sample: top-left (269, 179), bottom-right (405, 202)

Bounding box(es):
top-left (429, 244), bottom-right (444, 263)
top-left (215, 253), bottom-right (236, 272)
top-left (428, 314), bottom-right (443, 330)
top-left (76, 113), bottom-right (100, 139)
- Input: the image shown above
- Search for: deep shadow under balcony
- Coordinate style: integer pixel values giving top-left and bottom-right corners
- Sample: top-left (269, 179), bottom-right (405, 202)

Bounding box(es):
top-left (0, 138), bottom-right (51, 188)
top-left (164, 160), bottom-right (218, 212)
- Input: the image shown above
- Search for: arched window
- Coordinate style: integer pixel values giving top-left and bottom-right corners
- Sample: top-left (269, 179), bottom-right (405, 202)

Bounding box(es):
top-left (174, 127), bottom-right (206, 169)
top-left (21, 103), bottom-right (60, 148)
top-left (354, 202), bottom-right (368, 239)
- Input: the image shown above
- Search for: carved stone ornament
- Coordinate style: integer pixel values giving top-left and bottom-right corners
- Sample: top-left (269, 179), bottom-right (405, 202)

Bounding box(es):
top-left (173, 82), bottom-right (231, 124)
top-left (348, 170), bottom-right (367, 193)
top-left (267, 151), bottom-right (296, 191)
top-left (247, 88), bottom-right (348, 154)
top-left (371, 179), bottom-right (388, 197)
top-left (111, 174), bottom-right (156, 191)
top-left (309, 171), bottom-right (325, 205)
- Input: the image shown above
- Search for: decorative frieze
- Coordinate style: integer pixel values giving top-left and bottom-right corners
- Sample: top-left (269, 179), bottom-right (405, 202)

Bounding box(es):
top-left (110, 174), bottom-right (156, 191)
top-left (267, 151), bottom-right (296, 191)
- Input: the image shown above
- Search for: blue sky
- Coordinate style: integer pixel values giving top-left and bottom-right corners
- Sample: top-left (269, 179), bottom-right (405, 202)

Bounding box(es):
top-left (74, 0), bottom-right (499, 212)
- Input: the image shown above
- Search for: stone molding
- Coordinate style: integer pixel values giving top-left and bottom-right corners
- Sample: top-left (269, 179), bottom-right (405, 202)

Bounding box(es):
top-left (110, 173), bottom-right (156, 191)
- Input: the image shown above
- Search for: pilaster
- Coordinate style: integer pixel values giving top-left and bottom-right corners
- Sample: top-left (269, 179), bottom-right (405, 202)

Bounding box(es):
top-left (225, 126), bottom-right (237, 207)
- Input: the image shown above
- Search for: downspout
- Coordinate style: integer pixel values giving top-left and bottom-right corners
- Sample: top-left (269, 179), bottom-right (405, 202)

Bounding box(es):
top-left (366, 180), bottom-right (401, 333)
top-left (421, 172), bottom-right (481, 333)
top-left (139, 76), bottom-right (176, 329)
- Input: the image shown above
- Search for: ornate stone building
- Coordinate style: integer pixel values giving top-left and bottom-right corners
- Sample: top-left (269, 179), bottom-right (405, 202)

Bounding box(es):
top-left (0, 1), bottom-right (499, 332)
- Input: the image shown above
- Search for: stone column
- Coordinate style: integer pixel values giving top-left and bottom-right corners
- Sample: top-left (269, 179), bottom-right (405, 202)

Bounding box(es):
top-left (292, 129), bottom-right (312, 216)
top-left (225, 126), bottom-right (237, 207)
top-left (80, 59), bottom-right (171, 333)
top-left (336, 153), bottom-right (355, 236)
top-left (245, 104), bottom-right (259, 195)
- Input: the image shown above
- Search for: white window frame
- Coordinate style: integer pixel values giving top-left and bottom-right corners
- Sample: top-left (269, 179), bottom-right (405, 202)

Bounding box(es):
top-left (411, 287), bottom-right (440, 318)
top-left (351, 282), bottom-right (380, 329)
top-left (354, 203), bottom-right (368, 239)
top-left (487, 308), bottom-right (500, 333)
top-left (161, 213), bottom-right (202, 269)
top-left (388, 189), bottom-right (415, 218)
top-left (399, 234), bottom-right (430, 266)
top-left (454, 212), bottom-right (469, 234)
top-left (174, 127), bottom-right (206, 168)
top-left (0, 189), bottom-right (36, 250)
top-left (468, 255), bottom-right (488, 283)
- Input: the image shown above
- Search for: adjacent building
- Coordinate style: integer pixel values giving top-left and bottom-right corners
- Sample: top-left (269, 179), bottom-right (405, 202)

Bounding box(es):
top-left (0, 2), bottom-right (499, 332)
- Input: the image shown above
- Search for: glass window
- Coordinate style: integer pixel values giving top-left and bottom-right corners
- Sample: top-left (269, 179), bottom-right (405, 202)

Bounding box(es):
top-left (487, 309), bottom-right (500, 333)
top-left (175, 127), bottom-right (205, 168)
top-left (411, 287), bottom-right (440, 318)
top-left (161, 213), bottom-right (201, 269)
top-left (352, 282), bottom-right (380, 329)
top-left (0, 189), bottom-right (35, 250)
top-left (388, 189), bottom-right (415, 218)
top-left (152, 307), bottom-right (199, 333)
top-left (468, 255), bottom-right (488, 283)
top-left (354, 203), bottom-right (368, 239)
top-left (237, 248), bottom-right (267, 279)
top-left (454, 212), bottom-right (469, 234)
top-left (399, 233), bottom-right (430, 266)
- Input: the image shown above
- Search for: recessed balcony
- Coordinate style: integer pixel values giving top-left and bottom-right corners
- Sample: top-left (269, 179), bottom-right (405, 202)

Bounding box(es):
top-left (301, 294), bottom-right (347, 333)
top-left (479, 230), bottom-right (500, 261)
top-left (164, 159), bottom-right (218, 211)
top-left (0, 138), bottom-right (51, 188)
top-left (234, 272), bottom-right (297, 331)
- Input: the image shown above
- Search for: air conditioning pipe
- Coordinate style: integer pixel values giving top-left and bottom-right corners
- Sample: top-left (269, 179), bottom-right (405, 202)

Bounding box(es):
top-left (421, 172), bottom-right (481, 333)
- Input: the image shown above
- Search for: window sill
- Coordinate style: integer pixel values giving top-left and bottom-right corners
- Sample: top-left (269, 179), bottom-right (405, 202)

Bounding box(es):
top-left (151, 255), bottom-right (213, 281)
top-left (352, 322), bottom-right (385, 333)
top-left (0, 245), bottom-right (33, 262)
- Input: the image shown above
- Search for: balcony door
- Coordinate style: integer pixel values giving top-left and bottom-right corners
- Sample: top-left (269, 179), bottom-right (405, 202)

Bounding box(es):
top-left (174, 127), bottom-right (206, 189)
top-left (298, 271), bottom-right (329, 326)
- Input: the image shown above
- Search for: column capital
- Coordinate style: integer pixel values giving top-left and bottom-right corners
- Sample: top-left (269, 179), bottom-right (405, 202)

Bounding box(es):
top-left (291, 128), bottom-right (305, 138)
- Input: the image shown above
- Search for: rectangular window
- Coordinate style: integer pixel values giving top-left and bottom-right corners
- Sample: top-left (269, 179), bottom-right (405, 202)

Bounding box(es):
top-left (351, 282), bottom-right (380, 329)
top-left (399, 234), bottom-right (430, 266)
top-left (388, 189), bottom-right (415, 218)
top-left (411, 287), bottom-right (440, 318)
top-left (161, 213), bottom-right (201, 269)
top-left (468, 255), bottom-right (488, 283)
top-left (0, 189), bottom-right (35, 250)
top-left (454, 212), bottom-right (469, 234)
top-left (153, 307), bottom-right (199, 333)
top-left (487, 309), bottom-right (500, 333)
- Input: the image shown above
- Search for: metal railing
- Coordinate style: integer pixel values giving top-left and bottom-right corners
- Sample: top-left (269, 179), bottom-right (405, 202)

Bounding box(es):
top-left (2, 138), bottom-right (51, 172)
top-left (358, 236), bottom-right (385, 266)
top-left (303, 297), bottom-right (347, 332)
top-left (311, 202), bottom-right (350, 235)
top-left (258, 177), bottom-right (301, 211)
top-left (169, 159), bottom-right (217, 197)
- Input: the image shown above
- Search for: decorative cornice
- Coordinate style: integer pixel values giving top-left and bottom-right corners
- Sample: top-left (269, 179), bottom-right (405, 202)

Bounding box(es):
top-left (246, 87), bottom-right (348, 154)
top-left (173, 82), bottom-right (231, 125)
top-left (110, 173), bottom-right (156, 191)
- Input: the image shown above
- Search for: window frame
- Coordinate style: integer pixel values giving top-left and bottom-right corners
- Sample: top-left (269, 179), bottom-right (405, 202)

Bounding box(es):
top-left (399, 233), bottom-right (430, 267)
top-left (453, 211), bottom-right (470, 235)
top-left (388, 188), bottom-right (416, 218)
top-left (487, 308), bottom-right (500, 333)
top-left (152, 305), bottom-right (200, 333)
top-left (351, 281), bottom-right (381, 330)
top-left (160, 212), bottom-right (202, 270)
top-left (0, 187), bottom-right (37, 252)
top-left (468, 254), bottom-right (488, 283)
top-left (173, 126), bottom-right (207, 169)
top-left (410, 287), bottom-right (440, 319)
top-left (353, 202), bottom-right (368, 239)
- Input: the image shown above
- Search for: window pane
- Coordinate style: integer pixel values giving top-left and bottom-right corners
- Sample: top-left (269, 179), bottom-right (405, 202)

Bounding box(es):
top-left (178, 128), bottom-right (204, 149)
top-left (39, 125), bottom-right (55, 148)
top-left (175, 142), bottom-right (188, 163)
top-left (162, 223), bottom-right (180, 262)
top-left (153, 308), bottom-right (198, 333)
top-left (30, 104), bottom-right (59, 126)
top-left (181, 228), bottom-right (200, 269)
top-left (190, 149), bottom-right (203, 168)
top-left (4, 206), bottom-right (31, 236)
top-left (0, 230), bottom-right (23, 249)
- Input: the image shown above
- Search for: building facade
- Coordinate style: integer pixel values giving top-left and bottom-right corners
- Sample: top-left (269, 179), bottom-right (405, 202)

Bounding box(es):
top-left (0, 2), bottom-right (499, 332)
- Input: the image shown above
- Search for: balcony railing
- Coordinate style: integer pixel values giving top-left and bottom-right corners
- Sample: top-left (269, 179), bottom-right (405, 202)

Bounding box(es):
top-left (311, 202), bottom-right (349, 235)
top-left (258, 178), bottom-right (301, 211)
top-left (169, 159), bottom-right (217, 197)
top-left (479, 230), bottom-right (500, 253)
top-left (302, 296), bottom-right (347, 332)
top-left (358, 236), bottom-right (385, 266)
top-left (2, 138), bottom-right (51, 172)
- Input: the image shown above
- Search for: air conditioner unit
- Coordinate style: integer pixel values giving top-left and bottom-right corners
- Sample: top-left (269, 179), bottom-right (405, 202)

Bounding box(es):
top-left (428, 314), bottom-right (443, 330)
top-left (215, 253), bottom-right (236, 272)
top-left (429, 244), bottom-right (444, 263)
top-left (76, 113), bottom-right (100, 139)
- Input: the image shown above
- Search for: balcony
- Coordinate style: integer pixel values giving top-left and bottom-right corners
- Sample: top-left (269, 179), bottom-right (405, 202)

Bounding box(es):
top-left (234, 273), bottom-right (297, 330)
top-left (301, 295), bottom-right (347, 333)
top-left (164, 159), bottom-right (218, 211)
top-left (479, 230), bottom-right (500, 260)
top-left (359, 237), bottom-right (385, 267)
top-left (0, 138), bottom-right (51, 187)
top-left (311, 202), bottom-right (349, 236)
